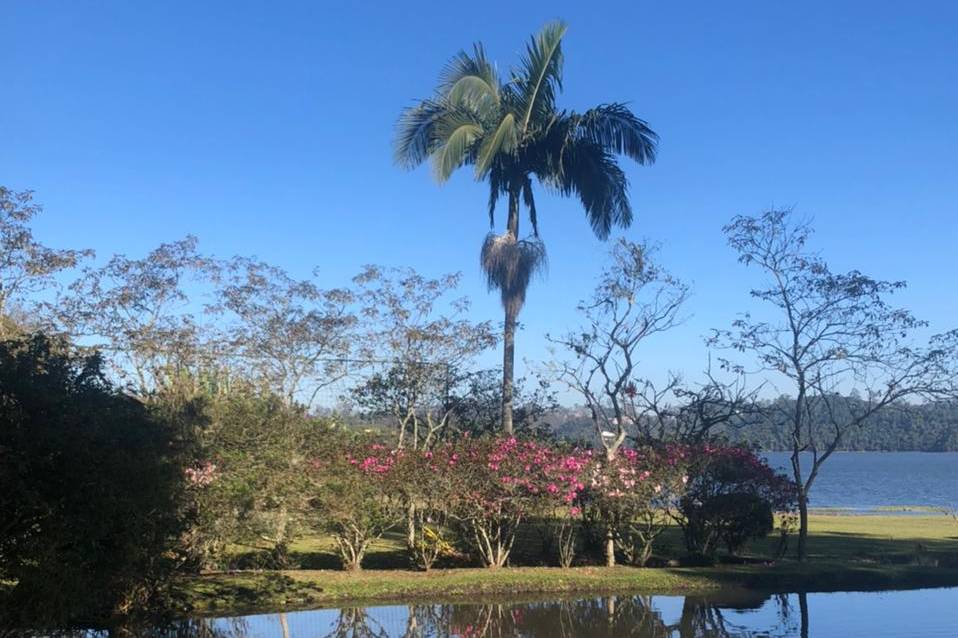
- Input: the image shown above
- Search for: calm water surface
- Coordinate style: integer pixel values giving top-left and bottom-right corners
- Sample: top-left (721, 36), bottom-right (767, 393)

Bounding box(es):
top-left (763, 451), bottom-right (958, 511)
top-left (88, 588), bottom-right (956, 637)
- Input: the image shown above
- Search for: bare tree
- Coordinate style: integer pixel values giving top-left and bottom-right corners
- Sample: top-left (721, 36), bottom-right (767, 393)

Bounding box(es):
top-left (549, 240), bottom-right (689, 460)
top-left (629, 362), bottom-right (761, 445)
top-left (351, 266), bottom-right (496, 450)
top-left (715, 209), bottom-right (958, 560)
top-left (56, 236), bottom-right (215, 399)
top-left (210, 257), bottom-right (356, 409)
top-left (0, 187), bottom-right (92, 336)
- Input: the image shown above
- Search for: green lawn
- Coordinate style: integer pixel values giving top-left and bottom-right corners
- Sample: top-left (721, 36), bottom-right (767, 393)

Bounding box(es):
top-left (179, 514), bottom-right (958, 615)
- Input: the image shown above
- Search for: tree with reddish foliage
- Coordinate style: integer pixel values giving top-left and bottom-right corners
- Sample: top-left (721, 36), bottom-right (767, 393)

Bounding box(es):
top-left (675, 445), bottom-right (797, 560)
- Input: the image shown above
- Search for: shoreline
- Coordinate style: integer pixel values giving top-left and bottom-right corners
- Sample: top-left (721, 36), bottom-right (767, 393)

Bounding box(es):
top-left (178, 513), bottom-right (958, 617)
top-left (179, 562), bottom-right (958, 617)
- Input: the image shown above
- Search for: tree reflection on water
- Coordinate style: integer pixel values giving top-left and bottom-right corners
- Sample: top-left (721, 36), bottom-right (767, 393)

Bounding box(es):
top-left (12, 592), bottom-right (810, 637)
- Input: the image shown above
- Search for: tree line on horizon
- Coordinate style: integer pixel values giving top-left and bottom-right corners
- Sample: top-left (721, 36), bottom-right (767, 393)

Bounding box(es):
top-left (547, 396), bottom-right (958, 452)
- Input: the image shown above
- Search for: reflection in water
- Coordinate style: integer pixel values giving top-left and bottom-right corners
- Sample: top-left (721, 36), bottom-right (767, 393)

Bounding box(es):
top-left (42, 592), bottom-right (805, 637)
top-left (336, 594), bottom-right (806, 638)
top-left (40, 587), bottom-right (958, 637)
top-left (676, 592), bottom-right (804, 638)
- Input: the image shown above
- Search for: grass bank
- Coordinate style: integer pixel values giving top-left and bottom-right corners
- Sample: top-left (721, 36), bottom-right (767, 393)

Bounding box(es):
top-left (178, 514), bottom-right (958, 616)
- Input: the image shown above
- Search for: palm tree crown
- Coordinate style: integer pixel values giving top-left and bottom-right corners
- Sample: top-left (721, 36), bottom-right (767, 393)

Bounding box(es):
top-left (395, 21), bottom-right (658, 433)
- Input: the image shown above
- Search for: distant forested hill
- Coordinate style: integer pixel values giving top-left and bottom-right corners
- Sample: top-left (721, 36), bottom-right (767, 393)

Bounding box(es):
top-left (546, 399), bottom-right (958, 451)
top-left (728, 397), bottom-right (958, 452)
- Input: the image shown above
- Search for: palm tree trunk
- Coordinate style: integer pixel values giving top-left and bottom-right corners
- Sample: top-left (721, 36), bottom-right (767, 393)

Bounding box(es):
top-left (501, 189), bottom-right (521, 436)
top-left (502, 310), bottom-right (515, 435)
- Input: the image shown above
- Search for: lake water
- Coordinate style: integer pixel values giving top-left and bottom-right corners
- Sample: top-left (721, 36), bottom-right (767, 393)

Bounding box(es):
top-left (91, 588), bottom-right (957, 637)
top-left (763, 451), bottom-right (958, 512)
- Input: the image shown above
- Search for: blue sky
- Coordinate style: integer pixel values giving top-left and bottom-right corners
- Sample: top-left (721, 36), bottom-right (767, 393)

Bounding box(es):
top-left (4, 1), bottom-right (957, 392)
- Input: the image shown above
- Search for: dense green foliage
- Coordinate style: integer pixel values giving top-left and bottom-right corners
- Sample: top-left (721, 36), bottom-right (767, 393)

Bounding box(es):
top-left (0, 334), bottom-right (188, 625)
top-left (182, 390), bottom-right (340, 569)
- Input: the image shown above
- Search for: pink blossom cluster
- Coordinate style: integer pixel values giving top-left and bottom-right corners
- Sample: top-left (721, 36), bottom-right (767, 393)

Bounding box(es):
top-left (590, 449), bottom-right (657, 498)
top-left (312, 439), bottom-right (792, 516)
top-left (185, 461), bottom-right (218, 487)
top-left (347, 443), bottom-right (399, 475)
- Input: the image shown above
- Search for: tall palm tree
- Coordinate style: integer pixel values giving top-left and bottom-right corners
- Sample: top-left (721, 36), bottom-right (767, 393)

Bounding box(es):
top-left (395, 21), bottom-right (658, 434)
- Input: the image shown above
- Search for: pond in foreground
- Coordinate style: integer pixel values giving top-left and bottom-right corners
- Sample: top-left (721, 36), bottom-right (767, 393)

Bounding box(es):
top-left (98, 587), bottom-right (958, 637)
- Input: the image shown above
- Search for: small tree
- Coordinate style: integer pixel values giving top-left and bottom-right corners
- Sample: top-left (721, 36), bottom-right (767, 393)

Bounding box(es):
top-left (584, 446), bottom-right (686, 567)
top-left (550, 240), bottom-right (689, 460)
top-left (675, 446), bottom-right (796, 560)
top-left (57, 237), bottom-right (215, 399)
top-left (717, 210), bottom-right (958, 560)
top-left (352, 266), bottom-right (496, 450)
top-left (389, 445), bottom-right (463, 570)
top-left (0, 187), bottom-right (92, 337)
top-left (188, 390), bottom-right (326, 568)
top-left (0, 333), bottom-right (187, 624)
top-left (450, 438), bottom-right (587, 568)
top-left (211, 257), bottom-right (356, 409)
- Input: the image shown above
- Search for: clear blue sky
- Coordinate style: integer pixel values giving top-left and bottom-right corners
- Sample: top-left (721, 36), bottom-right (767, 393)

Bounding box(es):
top-left (4, 1), bottom-right (957, 391)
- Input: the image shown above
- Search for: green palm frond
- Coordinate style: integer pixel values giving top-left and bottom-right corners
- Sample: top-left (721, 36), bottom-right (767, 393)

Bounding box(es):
top-left (446, 74), bottom-right (500, 112)
top-left (548, 139), bottom-right (632, 239)
top-left (487, 169), bottom-right (506, 228)
top-left (521, 176), bottom-right (538, 236)
top-left (515, 21), bottom-right (567, 134)
top-left (439, 44), bottom-right (500, 101)
top-left (394, 20), bottom-right (656, 246)
top-left (431, 111), bottom-right (484, 181)
top-left (441, 45), bottom-right (501, 116)
top-left (475, 112), bottom-right (517, 177)
top-left (574, 103), bottom-right (658, 164)
top-left (394, 99), bottom-right (445, 168)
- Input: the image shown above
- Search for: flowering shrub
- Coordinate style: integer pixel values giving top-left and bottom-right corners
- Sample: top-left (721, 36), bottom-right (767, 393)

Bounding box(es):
top-left (542, 448), bottom-right (592, 567)
top-left (309, 442), bottom-right (404, 570)
top-left (184, 461), bottom-right (218, 487)
top-left (306, 439), bottom-right (791, 571)
top-left (675, 445), bottom-right (797, 559)
top-left (449, 437), bottom-right (590, 568)
top-left (583, 446), bottom-right (688, 566)
top-left (388, 444), bottom-right (462, 570)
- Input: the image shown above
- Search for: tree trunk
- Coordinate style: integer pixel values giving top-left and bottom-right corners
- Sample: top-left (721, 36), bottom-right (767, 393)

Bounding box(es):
top-left (406, 502), bottom-right (416, 551)
top-left (500, 189), bottom-right (521, 436)
top-left (605, 527), bottom-right (616, 567)
top-left (798, 591), bottom-right (809, 638)
top-left (796, 489), bottom-right (809, 561)
top-left (501, 310), bottom-right (516, 435)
